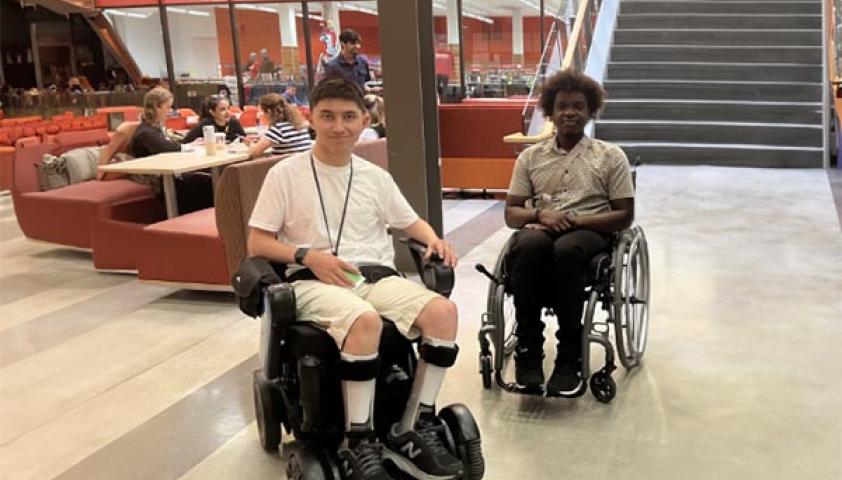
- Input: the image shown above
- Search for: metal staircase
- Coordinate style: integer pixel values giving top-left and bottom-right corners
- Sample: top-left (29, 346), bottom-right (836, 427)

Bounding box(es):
top-left (595, 0), bottom-right (824, 167)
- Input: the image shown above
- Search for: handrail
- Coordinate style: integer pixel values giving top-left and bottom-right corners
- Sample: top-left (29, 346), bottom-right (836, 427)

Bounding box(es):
top-left (504, 0), bottom-right (600, 145)
top-left (824, 0), bottom-right (842, 85)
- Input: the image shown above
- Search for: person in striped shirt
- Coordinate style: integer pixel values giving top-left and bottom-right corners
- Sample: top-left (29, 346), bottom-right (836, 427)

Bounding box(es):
top-left (248, 93), bottom-right (313, 158)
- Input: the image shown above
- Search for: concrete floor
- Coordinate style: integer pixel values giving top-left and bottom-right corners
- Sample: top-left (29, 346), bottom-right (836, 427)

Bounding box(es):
top-left (1, 165), bottom-right (841, 480)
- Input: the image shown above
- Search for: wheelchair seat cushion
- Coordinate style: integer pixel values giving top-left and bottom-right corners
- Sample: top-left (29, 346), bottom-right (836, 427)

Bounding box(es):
top-left (285, 318), bottom-right (411, 360)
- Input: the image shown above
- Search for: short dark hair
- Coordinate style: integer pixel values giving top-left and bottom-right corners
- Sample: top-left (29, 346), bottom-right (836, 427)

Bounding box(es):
top-left (339, 29), bottom-right (361, 44)
top-left (539, 69), bottom-right (605, 117)
top-left (310, 76), bottom-right (367, 112)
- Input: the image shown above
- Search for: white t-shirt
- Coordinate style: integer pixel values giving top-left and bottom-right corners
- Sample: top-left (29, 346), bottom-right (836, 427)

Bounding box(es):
top-left (249, 151), bottom-right (420, 269)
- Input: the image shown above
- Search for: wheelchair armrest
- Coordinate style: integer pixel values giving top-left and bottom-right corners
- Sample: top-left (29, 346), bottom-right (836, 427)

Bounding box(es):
top-left (400, 237), bottom-right (455, 298)
top-left (264, 282), bottom-right (297, 330)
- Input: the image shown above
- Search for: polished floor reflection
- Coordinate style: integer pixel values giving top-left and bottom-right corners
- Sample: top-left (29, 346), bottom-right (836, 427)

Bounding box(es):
top-left (1, 165), bottom-right (841, 480)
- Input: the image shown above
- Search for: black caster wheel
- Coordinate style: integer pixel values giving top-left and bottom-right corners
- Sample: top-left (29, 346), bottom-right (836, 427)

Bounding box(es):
top-left (253, 371), bottom-right (282, 452)
top-left (479, 355), bottom-right (492, 389)
top-left (286, 447), bottom-right (336, 480)
top-left (589, 372), bottom-right (616, 403)
top-left (439, 404), bottom-right (485, 480)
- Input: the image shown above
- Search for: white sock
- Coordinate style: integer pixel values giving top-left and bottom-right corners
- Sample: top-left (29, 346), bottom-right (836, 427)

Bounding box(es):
top-left (341, 352), bottom-right (377, 431)
top-left (397, 337), bottom-right (455, 433)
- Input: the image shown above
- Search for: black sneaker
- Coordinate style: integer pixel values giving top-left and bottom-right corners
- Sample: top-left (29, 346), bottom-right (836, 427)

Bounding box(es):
top-left (514, 346), bottom-right (544, 388)
top-left (337, 434), bottom-right (394, 480)
top-left (546, 361), bottom-right (583, 397)
top-left (385, 416), bottom-right (463, 480)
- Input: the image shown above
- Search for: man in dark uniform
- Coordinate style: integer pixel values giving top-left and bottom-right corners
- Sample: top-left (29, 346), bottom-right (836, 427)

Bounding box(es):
top-left (324, 29), bottom-right (371, 89)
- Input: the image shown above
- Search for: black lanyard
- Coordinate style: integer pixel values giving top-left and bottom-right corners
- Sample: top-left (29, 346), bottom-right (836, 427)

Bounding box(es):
top-left (310, 154), bottom-right (353, 256)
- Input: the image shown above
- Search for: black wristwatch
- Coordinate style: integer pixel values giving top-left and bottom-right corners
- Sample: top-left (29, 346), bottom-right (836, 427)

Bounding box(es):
top-left (294, 247), bottom-right (310, 266)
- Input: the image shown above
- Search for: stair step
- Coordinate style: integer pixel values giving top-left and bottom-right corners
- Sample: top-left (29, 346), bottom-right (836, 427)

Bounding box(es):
top-left (611, 45), bottom-right (821, 63)
top-left (601, 100), bottom-right (822, 124)
top-left (617, 14), bottom-right (820, 30)
top-left (614, 29), bottom-right (821, 46)
top-left (620, 1), bottom-right (821, 15)
top-left (596, 121), bottom-right (821, 147)
top-left (612, 144), bottom-right (823, 168)
top-left (604, 80), bottom-right (822, 102)
top-left (607, 62), bottom-right (821, 82)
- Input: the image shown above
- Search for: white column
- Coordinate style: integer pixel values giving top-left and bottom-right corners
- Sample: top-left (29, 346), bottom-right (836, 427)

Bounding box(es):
top-left (511, 8), bottom-right (524, 63)
top-left (323, 1), bottom-right (341, 33)
top-left (279, 4), bottom-right (298, 47)
top-left (446, 0), bottom-right (459, 46)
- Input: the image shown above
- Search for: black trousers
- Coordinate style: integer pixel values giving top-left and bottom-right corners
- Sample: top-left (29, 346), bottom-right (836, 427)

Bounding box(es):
top-left (175, 172), bottom-right (214, 215)
top-left (508, 228), bottom-right (609, 362)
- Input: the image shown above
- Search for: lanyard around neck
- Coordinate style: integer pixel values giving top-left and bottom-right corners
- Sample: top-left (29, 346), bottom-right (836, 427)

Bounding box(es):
top-left (310, 154), bottom-right (353, 256)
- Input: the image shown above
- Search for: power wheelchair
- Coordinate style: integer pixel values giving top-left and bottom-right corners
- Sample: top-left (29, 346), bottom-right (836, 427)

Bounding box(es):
top-left (233, 239), bottom-right (485, 480)
top-left (475, 223), bottom-right (650, 403)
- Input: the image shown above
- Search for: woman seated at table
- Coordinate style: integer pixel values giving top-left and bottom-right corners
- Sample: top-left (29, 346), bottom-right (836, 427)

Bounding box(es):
top-left (247, 93), bottom-right (312, 158)
top-left (181, 95), bottom-right (246, 144)
top-left (130, 87), bottom-right (213, 214)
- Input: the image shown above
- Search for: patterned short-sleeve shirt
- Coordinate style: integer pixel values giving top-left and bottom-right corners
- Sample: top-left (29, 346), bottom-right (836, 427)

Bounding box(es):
top-left (508, 136), bottom-right (634, 216)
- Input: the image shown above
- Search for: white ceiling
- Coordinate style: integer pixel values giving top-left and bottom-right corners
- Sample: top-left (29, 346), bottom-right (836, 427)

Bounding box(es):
top-left (114, 0), bottom-right (566, 20)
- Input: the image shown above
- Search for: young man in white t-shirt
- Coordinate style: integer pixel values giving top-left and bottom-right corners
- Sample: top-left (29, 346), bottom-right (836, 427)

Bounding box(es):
top-left (248, 77), bottom-right (463, 480)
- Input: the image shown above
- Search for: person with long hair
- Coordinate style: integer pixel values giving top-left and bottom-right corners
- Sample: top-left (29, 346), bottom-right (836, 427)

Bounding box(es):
top-left (357, 94), bottom-right (386, 143)
top-left (181, 95), bottom-right (246, 144)
top-left (129, 87), bottom-right (213, 214)
top-left (248, 93), bottom-right (313, 158)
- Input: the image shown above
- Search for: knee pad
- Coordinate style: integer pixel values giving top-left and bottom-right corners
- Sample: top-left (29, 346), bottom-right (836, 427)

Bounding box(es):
top-left (338, 356), bottom-right (380, 381)
top-left (419, 343), bottom-right (459, 368)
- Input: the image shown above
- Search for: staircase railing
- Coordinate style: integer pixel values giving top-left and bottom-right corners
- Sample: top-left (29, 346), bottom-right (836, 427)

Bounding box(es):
top-left (504, 0), bottom-right (604, 145)
top-left (828, 0), bottom-right (839, 167)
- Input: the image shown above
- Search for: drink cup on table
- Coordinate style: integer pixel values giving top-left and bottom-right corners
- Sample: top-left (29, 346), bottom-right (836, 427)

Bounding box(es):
top-left (203, 125), bottom-right (217, 156)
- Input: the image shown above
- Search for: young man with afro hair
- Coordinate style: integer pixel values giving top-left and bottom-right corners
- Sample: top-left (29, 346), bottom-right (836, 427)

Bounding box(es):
top-left (503, 69), bottom-right (635, 396)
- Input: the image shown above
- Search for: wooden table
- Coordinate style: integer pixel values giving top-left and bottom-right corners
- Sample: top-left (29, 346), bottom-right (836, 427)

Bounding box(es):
top-left (98, 146), bottom-right (250, 218)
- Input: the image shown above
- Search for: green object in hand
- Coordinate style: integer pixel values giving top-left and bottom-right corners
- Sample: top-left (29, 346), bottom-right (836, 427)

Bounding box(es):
top-left (346, 271), bottom-right (365, 288)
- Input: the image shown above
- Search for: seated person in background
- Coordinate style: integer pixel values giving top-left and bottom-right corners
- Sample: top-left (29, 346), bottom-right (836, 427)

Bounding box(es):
top-left (248, 93), bottom-right (313, 158)
top-left (181, 95), bottom-right (246, 144)
top-left (247, 76), bottom-right (463, 480)
top-left (282, 83), bottom-right (307, 107)
top-left (96, 121), bottom-right (139, 181)
top-left (130, 87), bottom-right (213, 214)
top-left (358, 94), bottom-right (386, 143)
top-left (505, 70), bottom-right (635, 396)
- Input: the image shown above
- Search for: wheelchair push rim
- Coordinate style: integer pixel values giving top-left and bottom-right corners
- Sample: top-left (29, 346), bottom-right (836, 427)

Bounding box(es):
top-left (485, 236), bottom-right (518, 369)
top-left (612, 225), bottom-right (650, 369)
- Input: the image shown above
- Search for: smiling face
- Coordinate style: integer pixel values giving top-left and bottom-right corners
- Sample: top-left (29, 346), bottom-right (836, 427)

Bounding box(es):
top-left (311, 98), bottom-right (370, 150)
top-left (210, 99), bottom-right (230, 126)
top-left (551, 90), bottom-right (592, 138)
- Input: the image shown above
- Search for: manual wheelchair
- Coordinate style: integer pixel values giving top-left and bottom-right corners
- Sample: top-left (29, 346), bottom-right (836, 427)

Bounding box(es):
top-left (475, 223), bottom-right (650, 403)
top-left (233, 239), bottom-right (485, 480)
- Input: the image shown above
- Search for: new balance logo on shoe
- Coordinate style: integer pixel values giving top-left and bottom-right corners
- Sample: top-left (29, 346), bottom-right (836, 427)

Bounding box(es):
top-left (400, 441), bottom-right (422, 460)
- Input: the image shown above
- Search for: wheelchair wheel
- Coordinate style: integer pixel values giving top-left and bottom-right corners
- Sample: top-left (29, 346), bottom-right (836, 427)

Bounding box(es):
top-left (486, 238), bottom-right (518, 363)
top-left (479, 355), bottom-right (492, 389)
top-left (589, 370), bottom-right (616, 403)
top-left (253, 371), bottom-right (282, 452)
top-left (612, 225), bottom-right (651, 370)
top-left (439, 404), bottom-right (485, 480)
top-left (286, 445), bottom-right (339, 480)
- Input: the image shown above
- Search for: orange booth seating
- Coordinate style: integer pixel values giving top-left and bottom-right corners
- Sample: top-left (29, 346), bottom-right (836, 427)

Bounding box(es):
top-left (11, 130), bottom-right (158, 249)
top-left (438, 102), bottom-right (527, 190)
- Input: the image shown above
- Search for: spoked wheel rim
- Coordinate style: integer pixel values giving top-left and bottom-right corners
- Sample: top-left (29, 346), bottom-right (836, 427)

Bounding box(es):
top-left (613, 226), bottom-right (650, 369)
top-left (499, 288), bottom-right (517, 356)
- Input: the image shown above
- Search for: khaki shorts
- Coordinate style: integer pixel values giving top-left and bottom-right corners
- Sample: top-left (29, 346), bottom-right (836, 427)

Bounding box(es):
top-left (292, 275), bottom-right (441, 348)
